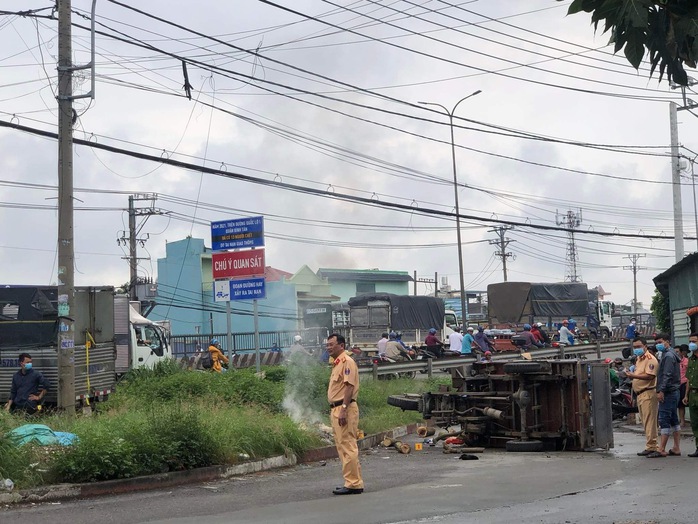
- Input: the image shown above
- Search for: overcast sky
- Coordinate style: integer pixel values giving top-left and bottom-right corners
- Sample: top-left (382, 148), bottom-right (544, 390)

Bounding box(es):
top-left (2, 0), bottom-right (698, 312)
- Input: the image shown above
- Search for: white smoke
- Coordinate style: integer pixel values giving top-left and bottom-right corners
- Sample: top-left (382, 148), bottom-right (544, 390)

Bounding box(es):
top-left (282, 351), bottom-right (323, 425)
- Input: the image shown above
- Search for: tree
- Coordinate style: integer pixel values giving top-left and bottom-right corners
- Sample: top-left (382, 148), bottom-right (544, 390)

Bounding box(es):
top-left (561, 0), bottom-right (698, 85)
top-left (650, 288), bottom-right (670, 333)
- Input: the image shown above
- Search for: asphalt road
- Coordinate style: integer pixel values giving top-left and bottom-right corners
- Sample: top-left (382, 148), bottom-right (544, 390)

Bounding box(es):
top-left (3, 428), bottom-right (696, 524)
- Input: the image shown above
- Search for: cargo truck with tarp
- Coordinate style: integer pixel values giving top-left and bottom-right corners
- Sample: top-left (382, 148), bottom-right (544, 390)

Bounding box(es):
top-left (487, 282), bottom-right (613, 340)
top-left (347, 293), bottom-right (457, 350)
top-left (0, 286), bottom-right (171, 408)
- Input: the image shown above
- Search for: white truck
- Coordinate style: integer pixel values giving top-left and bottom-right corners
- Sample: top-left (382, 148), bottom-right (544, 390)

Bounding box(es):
top-left (0, 286), bottom-right (171, 407)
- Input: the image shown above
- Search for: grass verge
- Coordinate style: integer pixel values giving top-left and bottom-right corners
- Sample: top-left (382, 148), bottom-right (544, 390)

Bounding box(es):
top-left (0, 362), bottom-right (447, 488)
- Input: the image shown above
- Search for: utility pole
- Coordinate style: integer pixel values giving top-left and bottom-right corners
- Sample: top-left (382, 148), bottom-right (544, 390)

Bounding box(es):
top-left (623, 254), bottom-right (646, 318)
top-left (556, 209), bottom-right (583, 282)
top-left (118, 194), bottom-right (162, 302)
top-left (488, 226), bottom-right (515, 281)
top-left (56, 0), bottom-right (75, 413)
top-left (670, 102), bottom-right (685, 262)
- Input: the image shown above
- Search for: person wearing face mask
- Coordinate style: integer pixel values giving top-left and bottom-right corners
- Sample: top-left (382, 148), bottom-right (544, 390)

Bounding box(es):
top-left (626, 337), bottom-right (659, 457)
top-left (4, 353), bottom-right (49, 415)
top-left (652, 333), bottom-right (682, 457)
top-left (683, 333), bottom-right (698, 457)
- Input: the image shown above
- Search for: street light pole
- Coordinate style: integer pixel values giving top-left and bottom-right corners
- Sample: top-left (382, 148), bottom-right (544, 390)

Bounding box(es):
top-left (691, 155), bottom-right (698, 252)
top-left (419, 90), bottom-right (482, 327)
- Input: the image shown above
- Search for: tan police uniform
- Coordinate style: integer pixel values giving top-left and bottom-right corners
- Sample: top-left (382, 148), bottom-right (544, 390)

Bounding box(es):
top-left (633, 351), bottom-right (659, 452)
top-left (327, 352), bottom-right (363, 490)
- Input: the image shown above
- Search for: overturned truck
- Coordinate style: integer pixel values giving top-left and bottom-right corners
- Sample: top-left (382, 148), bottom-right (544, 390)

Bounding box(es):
top-left (388, 358), bottom-right (613, 452)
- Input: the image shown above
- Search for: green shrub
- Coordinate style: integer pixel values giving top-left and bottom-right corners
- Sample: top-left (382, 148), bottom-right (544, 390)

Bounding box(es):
top-left (51, 404), bottom-right (216, 483)
top-left (0, 413), bottom-right (46, 488)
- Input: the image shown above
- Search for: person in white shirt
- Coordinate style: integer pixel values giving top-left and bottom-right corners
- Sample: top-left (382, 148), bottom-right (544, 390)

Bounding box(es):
top-left (448, 327), bottom-right (464, 354)
top-left (558, 320), bottom-right (575, 346)
top-left (376, 333), bottom-right (389, 355)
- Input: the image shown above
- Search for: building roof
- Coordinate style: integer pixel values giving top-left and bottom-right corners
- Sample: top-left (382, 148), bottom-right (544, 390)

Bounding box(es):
top-left (264, 266), bottom-right (293, 282)
top-left (653, 252), bottom-right (698, 295)
top-left (317, 268), bottom-right (413, 283)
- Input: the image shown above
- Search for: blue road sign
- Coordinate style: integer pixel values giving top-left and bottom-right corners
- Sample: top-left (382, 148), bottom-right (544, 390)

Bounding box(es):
top-left (211, 216), bottom-right (264, 251)
top-left (214, 277), bottom-right (266, 302)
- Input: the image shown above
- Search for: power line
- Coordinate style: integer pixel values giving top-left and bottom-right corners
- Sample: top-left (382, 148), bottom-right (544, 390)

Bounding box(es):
top-left (1, 117), bottom-right (691, 243)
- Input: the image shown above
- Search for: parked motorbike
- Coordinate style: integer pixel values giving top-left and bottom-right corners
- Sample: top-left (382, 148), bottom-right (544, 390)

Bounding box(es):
top-left (370, 352), bottom-right (416, 380)
top-left (611, 379), bottom-right (637, 420)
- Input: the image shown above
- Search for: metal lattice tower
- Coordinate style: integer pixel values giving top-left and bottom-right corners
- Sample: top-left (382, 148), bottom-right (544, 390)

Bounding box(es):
top-left (556, 209), bottom-right (583, 282)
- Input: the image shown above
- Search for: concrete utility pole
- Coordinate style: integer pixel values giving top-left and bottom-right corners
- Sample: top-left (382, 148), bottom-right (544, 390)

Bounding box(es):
top-left (623, 254), bottom-right (646, 318)
top-left (488, 226), bottom-right (515, 281)
top-left (556, 209), bottom-right (583, 283)
top-left (419, 90), bottom-right (481, 327)
top-left (118, 193), bottom-right (162, 301)
top-left (670, 102), bottom-right (685, 262)
top-left (56, 0), bottom-right (75, 413)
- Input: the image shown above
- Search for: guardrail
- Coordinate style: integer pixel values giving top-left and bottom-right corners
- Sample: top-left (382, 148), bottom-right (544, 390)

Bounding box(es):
top-left (357, 340), bottom-right (630, 378)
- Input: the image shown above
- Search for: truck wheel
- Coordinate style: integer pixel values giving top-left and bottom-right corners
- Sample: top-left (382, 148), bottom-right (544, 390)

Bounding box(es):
top-left (600, 329), bottom-right (610, 340)
top-left (503, 362), bottom-right (544, 374)
top-left (506, 439), bottom-right (543, 452)
top-left (387, 394), bottom-right (421, 411)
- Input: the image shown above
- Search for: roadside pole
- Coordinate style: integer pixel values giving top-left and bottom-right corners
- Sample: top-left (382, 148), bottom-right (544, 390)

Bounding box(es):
top-left (57, 0), bottom-right (76, 413)
top-left (226, 301), bottom-right (233, 363)
top-left (253, 299), bottom-right (261, 374)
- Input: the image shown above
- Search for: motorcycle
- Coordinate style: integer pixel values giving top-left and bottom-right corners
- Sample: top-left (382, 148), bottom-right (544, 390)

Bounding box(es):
top-left (611, 378), bottom-right (637, 420)
top-left (371, 352), bottom-right (416, 380)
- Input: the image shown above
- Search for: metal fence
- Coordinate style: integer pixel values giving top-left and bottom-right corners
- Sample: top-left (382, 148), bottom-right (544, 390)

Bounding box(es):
top-left (170, 331), bottom-right (298, 358)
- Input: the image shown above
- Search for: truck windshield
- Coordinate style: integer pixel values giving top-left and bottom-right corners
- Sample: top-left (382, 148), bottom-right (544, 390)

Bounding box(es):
top-left (135, 325), bottom-right (164, 356)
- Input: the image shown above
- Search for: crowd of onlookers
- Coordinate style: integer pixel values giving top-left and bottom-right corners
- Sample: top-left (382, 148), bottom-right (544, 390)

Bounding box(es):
top-left (621, 332), bottom-right (698, 458)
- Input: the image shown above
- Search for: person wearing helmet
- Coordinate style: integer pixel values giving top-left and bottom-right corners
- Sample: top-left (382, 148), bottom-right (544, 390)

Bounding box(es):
top-left (473, 326), bottom-right (494, 354)
top-left (425, 327), bottom-right (444, 358)
top-left (532, 322), bottom-right (551, 345)
top-left (385, 332), bottom-right (407, 361)
top-left (558, 319), bottom-right (575, 346)
top-left (480, 350), bottom-right (493, 363)
top-left (289, 334), bottom-right (311, 358)
top-left (518, 323), bottom-right (544, 350)
top-left (462, 327), bottom-right (475, 355)
top-left (208, 338), bottom-right (228, 373)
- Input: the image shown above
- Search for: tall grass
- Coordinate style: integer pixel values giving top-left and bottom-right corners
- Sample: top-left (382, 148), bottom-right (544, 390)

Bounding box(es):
top-left (0, 363), bottom-right (446, 488)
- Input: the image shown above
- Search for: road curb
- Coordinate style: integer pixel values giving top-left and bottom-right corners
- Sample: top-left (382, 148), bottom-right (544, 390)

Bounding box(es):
top-left (1, 423), bottom-right (419, 505)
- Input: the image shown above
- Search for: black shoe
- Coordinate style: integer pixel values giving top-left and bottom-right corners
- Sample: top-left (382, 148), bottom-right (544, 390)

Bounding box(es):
top-left (637, 449), bottom-right (653, 456)
top-left (688, 450), bottom-right (698, 458)
top-left (332, 486), bottom-right (363, 495)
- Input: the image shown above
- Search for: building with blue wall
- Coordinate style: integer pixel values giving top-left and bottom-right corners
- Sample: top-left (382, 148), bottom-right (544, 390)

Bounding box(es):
top-left (316, 268), bottom-right (412, 302)
top-left (149, 237), bottom-right (298, 336)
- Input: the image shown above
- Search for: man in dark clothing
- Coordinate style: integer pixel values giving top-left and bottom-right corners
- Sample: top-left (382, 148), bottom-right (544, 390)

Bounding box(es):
top-left (654, 333), bottom-right (682, 457)
top-left (4, 353), bottom-right (49, 415)
top-left (518, 324), bottom-right (544, 350)
top-left (424, 328), bottom-right (444, 358)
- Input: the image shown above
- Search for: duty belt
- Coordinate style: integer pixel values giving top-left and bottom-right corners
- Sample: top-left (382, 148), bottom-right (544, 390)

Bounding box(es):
top-left (330, 399), bottom-right (356, 408)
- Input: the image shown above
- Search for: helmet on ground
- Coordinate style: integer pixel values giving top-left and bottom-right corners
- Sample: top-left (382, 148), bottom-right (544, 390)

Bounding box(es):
top-left (210, 338), bottom-right (219, 345)
top-left (523, 324), bottom-right (531, 331)
top-left (294, 335), bottom-right (302, 342)
top-left (389, 331), bottom-right (397, 339)
top-left (429, 328), bottom-right (437, 334)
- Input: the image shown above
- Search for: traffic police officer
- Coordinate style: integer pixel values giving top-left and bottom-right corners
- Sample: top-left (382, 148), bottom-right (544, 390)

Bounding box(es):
top-left (683, 333), bottom-right (698, 457)
top-left (326, 333), bottom-right (364, 495)
top-left (626, 336), bottom-right (659, 456)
